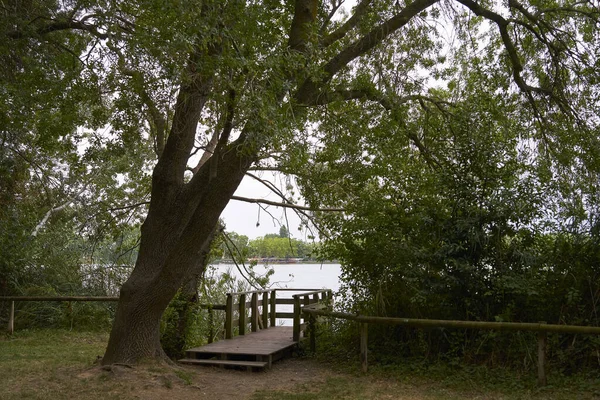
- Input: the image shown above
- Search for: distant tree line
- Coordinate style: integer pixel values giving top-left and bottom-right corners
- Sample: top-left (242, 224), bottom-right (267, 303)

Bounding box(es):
top-left (220, 226), bottom-right (318, 261)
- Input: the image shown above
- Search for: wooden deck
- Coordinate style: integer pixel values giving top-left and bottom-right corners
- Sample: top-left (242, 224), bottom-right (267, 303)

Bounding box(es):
top-left (179, 326), bottom-right (298, 370)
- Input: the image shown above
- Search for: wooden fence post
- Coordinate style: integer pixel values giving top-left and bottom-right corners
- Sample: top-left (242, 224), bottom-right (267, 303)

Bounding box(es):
top-left (239, 293), bottom-right (246, 336)
top-left (208, 307), bottom-right (214, 343)
top-left (262, 292), bottom-right (269, 329)
top-left (293, 295), bottom-right (301, 342)
top-left (225, 294), bottom-right (233, 339)
top-left (538, 322), bottom-right (547, 386)
top-left (360, 322), bottom-right (368, 373)
top-left (251, 293), bottom-right (258, 332)
top-left (270, 290), bottom-right (276, 327)
top-left (8, 301), bottom-right (14, 335)
top-left (309, 314), bottom-right (316, 352)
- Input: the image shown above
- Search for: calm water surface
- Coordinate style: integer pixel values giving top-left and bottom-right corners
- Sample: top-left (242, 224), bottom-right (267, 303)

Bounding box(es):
top-left (212, 262), bottom-right (342, 325)
top-left (213, 263), bottom-right (342, 292)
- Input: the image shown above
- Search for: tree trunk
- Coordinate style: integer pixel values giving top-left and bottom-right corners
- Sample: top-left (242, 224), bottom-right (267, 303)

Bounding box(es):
top-left (102, 143), bottom-right (250, 365)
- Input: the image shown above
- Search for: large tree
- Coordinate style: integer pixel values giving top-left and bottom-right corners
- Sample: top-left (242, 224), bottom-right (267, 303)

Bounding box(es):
top-left (3, 0), bottom-right (598, 365)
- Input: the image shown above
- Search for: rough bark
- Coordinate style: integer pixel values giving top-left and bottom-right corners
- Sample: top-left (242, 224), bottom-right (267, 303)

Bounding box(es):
top-left (101, 0), bottom-right (435, 365)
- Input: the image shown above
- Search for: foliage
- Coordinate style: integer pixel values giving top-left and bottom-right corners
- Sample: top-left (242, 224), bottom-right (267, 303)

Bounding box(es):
top-left (297, 36), bottom-right (600, 369)
top-left (248, 235), bottom-right (317, 259)
top-left (3, 0), bottom-right (599, 364)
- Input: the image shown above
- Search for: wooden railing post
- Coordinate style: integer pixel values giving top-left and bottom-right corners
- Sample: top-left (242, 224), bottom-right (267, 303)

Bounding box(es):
top-left (225, 294), bottom-right (233, 339)
top-left (538, 322), bottom-right (547, 386)
top-left (8, 300), bottom-right (14, 335)
top-left (293, 295), bottom-right (301, 342)
top-left (360, 322), bottom-right (368, 373)
top-left (239, 293), bottom-right (246, 336)
top-left (251, 293), bottom-right (258, 332)
top-left (262, 292), bottom-right (269, 329)
top-left (309, 314), bottom-right (316, 352)
top-left (208, 307), bottom-right (214, 343)
top-left (270, 290), bottom-right (276, 327)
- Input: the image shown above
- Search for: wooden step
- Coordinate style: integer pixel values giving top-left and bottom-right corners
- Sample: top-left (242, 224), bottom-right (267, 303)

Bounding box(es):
top-left (178, 358), bottom-right (268, 368)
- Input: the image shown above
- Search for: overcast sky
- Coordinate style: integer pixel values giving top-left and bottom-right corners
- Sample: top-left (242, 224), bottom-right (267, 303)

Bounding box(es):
top-left (220, 173), bottom-right (305, 239)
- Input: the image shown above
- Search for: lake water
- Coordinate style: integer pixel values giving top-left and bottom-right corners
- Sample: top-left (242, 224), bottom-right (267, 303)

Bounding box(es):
top-left (212, 262), bottom-right (342, 292)
top-left (211, 262), bottom-right (342, 326)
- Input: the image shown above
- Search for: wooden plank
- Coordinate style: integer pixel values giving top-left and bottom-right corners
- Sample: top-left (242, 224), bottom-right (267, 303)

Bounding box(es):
top-left (239, 293), bottom-right (246, 336)
top-left (179, 358), bottom-right (268, 368)
top-left (293, 296), bottom-right (301, 341)
top-left (275, 312), bottom-right (295, 319)
top-left (301, 308), bottom-right (600, 334)
top-left (0, 296), bottom-right (119, 302)
top-left (262, 292), bottom-right (269, 329)
top-left (251, 293), bottom-right (258, 332)
top-left (276, 298), bottom-right (296, 305)
top-left (309, 314), bottom-right (316, 352)
top-left (225, 294), bottom-right (233, 339)
top-left (186, 327), bottom-right (297, 357)
top-left (270, 290), bottom-right (276, 327)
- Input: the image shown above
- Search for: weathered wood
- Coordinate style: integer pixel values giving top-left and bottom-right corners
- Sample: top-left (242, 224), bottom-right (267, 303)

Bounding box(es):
top-left (251, 293), bottom-right (258, 332)
top-left (275, 298), bottom-right (296, 305)
top-left (239, 293), bottom-right (246, 336)
top-left (270, 290), bottom-right (276, 327)
top-left (8, 300), bottom-right (14, 335)
top-left (208, 308), bottom-right (214, 343)
top-left (179, 358), bottom-right (268, 368)
top-left (275, 312), bottom-right (295, 319)
top-left (186, 326), bottom-right (297, 357)
top-left (301, 308), bottom-right (600, 334)
top-left (360, 322), bottom-right (368, 373)
top-left (309, 314), bottom-right (316, 352)
top-left (538, 322), bottom-right (547, 386)
top-left (225, 294), bottom-right (233, 339)
top-left (0, 296), bottom-right (119, 302)
top-left (293, 295), bottom-right (301, 342)
top-left (262, 292), bottom-right (269, 329)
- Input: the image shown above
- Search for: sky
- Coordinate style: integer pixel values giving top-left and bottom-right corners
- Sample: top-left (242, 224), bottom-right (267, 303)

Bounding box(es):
top-left (220, 172), bottom-right (305, 239)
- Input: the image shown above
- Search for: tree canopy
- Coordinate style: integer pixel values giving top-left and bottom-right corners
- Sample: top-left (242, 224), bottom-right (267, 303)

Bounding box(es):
top-left (2, 0), bottom-right (599, 365)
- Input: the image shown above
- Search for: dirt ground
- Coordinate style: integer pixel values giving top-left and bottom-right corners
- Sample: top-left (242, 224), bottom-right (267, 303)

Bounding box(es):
top-left (76, 357), bottom-right (346, 400)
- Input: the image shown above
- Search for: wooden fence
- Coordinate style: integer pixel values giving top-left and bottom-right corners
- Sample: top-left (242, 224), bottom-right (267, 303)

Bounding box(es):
top-left (0, 296), bottom-right (224, 342)
top-left (301, 306), bottom-right (600, 386)
top-left (221, 288), bottom-right (333, 340)
top-left (1, 289), bottom-right (334, 344)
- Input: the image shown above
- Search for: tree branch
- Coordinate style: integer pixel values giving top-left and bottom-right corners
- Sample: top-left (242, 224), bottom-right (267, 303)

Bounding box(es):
top-left (289, 0), bottom-right (320, 52)
top-left (455, 0), bottom-right (552, 97)
top-left (231, 196), bottom-right (344, 212)
top-left (320, 0), bottom-right (371, 48)
top-left (295, 0), bottom-right (439, 104)
top-left (6, 17), bottom-right (109, 40)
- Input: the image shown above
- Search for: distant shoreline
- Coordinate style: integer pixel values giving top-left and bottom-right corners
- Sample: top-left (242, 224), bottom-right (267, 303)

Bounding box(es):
top-left (214, 259), bottom-right (339, 265)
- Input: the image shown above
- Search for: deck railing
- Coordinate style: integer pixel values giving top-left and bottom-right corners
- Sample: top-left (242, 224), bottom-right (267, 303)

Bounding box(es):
top-left (222, 288), bottom-right (333, 341)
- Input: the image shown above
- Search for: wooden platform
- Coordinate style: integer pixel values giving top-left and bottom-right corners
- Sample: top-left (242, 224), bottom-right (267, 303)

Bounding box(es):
top-left (179, 326), bottom-right (298, 370)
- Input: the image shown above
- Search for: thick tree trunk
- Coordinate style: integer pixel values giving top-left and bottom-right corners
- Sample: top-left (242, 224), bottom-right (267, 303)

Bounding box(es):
top-left (102, 134), bottom-right (251, 365)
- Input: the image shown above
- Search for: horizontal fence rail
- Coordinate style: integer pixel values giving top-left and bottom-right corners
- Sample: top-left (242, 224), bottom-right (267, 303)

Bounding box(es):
top-left (1, 290), bottom-right (335, 348)
top-left (0, 296), bottom-right (226, 338)
top-left (301, 305), bottom-right (600, 386)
